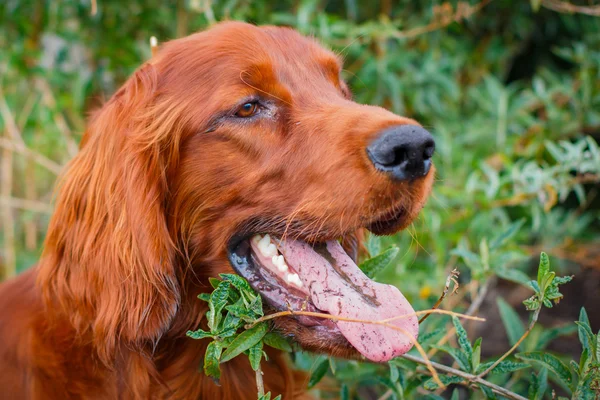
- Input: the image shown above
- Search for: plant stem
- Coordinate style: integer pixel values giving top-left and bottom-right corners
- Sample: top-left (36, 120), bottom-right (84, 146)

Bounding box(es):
top-left (255, 363), bottom-right (265, 397)
top-left (401, 354), bottom-right (528, 400)
top-left (247, 308), bottom-right (484, 329)
top-left (476, 307), bottom-right (541, 379)
top-left (248, 308), bottom-right (484, 390)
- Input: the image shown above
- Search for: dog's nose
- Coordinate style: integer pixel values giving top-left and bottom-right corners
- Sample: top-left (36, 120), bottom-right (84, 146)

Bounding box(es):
top-left (366, 125), bottom-right (435, 181)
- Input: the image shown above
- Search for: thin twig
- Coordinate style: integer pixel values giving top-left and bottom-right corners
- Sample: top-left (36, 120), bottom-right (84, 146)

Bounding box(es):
top-left (401, 354), bottom-right (528, 400)
top-left (476, 307), bottom-right (541, 379)
top-left (0, 138), bottom-right (63, 175)
top-left (35, 78), bottom-right (79, 157)
top-left (248, 308), bottom-right (484, 328)
top-left (255, 363), bottom-right (265, 397)
top-left (0, 196), bottom-right (53, 214)
top-left (419, 268), bottom-right (460, 323)
top-left (248, 308), bottom-right (485, 389)
top-left (542, 0), bottom-right (600, 16)
top-left (427, 278), bottom-right (494, 358)
top-left (392, 0), bottom-right (492, 40)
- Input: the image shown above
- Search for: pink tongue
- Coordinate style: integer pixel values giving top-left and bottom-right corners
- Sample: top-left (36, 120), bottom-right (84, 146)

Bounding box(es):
top-left (278, 239), bottom-right (418, 362)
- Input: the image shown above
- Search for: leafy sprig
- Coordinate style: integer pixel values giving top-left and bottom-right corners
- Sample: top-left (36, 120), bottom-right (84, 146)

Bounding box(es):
top-left (186, 273), bottom-right (287, 399)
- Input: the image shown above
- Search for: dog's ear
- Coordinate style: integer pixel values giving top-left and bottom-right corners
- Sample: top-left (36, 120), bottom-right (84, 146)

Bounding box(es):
top-left (38, 63), bottom-right (181, 363)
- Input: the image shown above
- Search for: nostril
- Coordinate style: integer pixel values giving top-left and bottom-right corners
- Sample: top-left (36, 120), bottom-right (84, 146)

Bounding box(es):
top-left (384, 146), bottom-right (408, 167)
top-left (423, 140), bottom-right (435, 159)
top-left (367, 124), bottom-right (435, 181)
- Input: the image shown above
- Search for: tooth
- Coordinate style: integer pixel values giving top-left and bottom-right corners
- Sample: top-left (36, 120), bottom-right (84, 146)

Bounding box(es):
top-left (291, 274), bottom-right (302, 288)
top-left (252, 234), bottom-right (263, 244)
top-left (265, 243), bottom-right (277, 257)
top-left (259, 234), bottom-right (271, 247)
top-left (278, 263), bottom-right (288, 272)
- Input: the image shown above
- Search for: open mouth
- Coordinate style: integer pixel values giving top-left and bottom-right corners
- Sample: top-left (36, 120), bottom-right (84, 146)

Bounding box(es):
top-left (228, 210), bottom-right (419, 362)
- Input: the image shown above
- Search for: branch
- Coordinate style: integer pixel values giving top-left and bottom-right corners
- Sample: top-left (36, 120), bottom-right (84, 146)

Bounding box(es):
top-left (0, 196), bottom-right (54, 214)
top-left (542, 0), bottom-right (600, 16)
top-left (476, 307), bottom-right (541, 379)
top-left (0, 138), bottom-right (63, 175)
top-left (427, 277), bottom-right (494, 358)
top-left (401, 353), bottom-right (528, 400)
top-left (255, 364), bottom-right (265, 397)
top-left (248, 308), bottom-right (485, 390)
top-left (35, 78), bottom-right (79, 157)
top-left (419, 268), bottom-right (460, 323)
top-left (392, 0), bottom-right (492, 40)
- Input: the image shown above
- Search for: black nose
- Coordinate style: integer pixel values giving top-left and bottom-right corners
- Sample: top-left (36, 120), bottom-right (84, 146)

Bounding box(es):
top-left (366, 125), bottom-right (435, 181)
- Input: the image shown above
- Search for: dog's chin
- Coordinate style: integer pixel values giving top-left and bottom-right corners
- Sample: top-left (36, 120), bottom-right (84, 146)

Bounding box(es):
top-left (226, 205), bottom-right (420, 363)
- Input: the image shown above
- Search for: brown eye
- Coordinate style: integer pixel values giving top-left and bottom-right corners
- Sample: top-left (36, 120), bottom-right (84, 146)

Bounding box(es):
top-left (235, 101), bottom-right (259, 118)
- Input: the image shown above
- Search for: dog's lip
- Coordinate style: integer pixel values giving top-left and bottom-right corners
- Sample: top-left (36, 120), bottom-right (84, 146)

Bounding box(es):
top-left (365, 205), bottom-right (408, 236)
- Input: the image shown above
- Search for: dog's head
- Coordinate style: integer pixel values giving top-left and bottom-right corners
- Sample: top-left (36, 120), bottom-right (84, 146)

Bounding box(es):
top-left (39, 22), bottom-right (434, 364)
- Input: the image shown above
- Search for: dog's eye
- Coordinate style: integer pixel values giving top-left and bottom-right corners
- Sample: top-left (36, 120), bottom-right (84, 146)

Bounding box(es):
top-left (235, 101), bottom-right (259, 118)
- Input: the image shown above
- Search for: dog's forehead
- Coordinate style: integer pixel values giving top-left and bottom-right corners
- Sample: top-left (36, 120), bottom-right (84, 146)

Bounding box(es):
top-left (200, 22), bottom-right (342, 81)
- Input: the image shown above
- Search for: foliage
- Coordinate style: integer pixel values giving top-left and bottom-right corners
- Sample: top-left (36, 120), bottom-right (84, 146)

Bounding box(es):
top-left (191, 253), bottom-right (596, 399)
top-left (1, 0), bottom-right (600, 398)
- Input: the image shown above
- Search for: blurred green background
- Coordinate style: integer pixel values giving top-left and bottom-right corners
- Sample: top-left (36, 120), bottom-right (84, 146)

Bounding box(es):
top-left (1, 0), bottom-right (599, 398)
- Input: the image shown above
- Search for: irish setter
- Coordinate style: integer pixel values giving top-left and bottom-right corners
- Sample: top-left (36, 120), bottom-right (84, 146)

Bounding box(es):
top-left (0, 22), bottom-right (435, 399)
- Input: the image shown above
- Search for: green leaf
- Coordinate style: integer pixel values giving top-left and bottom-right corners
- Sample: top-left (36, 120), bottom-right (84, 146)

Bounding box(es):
top-left (220, 322), bottom-right (268, 363)
top-left (308, 358), bottom-right (330, 389)
top-left (263, 332), bottom-right (292, 352)
top-left (258, 393), bottom-right (281, 400)
top-left (476, 361), bottom-right (530, 375)
top-left (596, 330), bottom-right (600, 362)
top-left (340, 383), bottom-right (349, 400)
top-left (417, 328), bottom-right (446, 344)
top-left (452, 317), bottom-right (473, 366)
top-left (497, 297), bottom-right (525, 348)
top-left (472, 337), bottom-right (482, 372)
top-left (432, 345), bottom-right (470, 372)
top-left (516, 352), bottom-right (572, 389)
top-left (186, 328), bottom-right (213, 340)
top-left (450, 389), bottom-right (460, 400)
top-left (577, 308), bottom-right (593, 353)
top-left (208, 281), bottom-right (231, 332)
top-left (220, 273), bottom-right (257, 299)
top-left (204, 341), bottom-right (223, 382)
top-left (537, 324), bottom-right (577, 350)
top-left (423, 375), bottom-right (464, 390)
top-left (358, 246), bottom-right (399, 279)
top-left (537, 252), bottom-right (550, 286)
top-left (495, 267), bottom-right (531, 286)
top-left (576, 321), bottom-right (595, 356)
top-left (479, 384), bottom-right (497, 399)
top-left (573, 369), bottom-right (600, 400)
top-left (529, 367), bottom-right (548, 400)
top-left (389, 362), bottom-right (399, 383)
top-left (221, 312), bottom-right (241, 331)
top-left (197, 293), bottom-right (211, 302)
top-left (248, 341), bottom-right (263, 371)
top-left (489, 219), bottom-right (525, 250)
top-left (209, 277), bottom-right (221, 289)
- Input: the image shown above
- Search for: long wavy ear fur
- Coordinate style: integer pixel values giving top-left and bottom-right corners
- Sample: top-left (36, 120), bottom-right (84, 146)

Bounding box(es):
top-left (37, 63), bottom-right (181, 364)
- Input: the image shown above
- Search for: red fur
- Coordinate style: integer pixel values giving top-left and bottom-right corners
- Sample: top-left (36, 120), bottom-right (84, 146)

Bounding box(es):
top-left (0, 22), bottom-right (433, 399)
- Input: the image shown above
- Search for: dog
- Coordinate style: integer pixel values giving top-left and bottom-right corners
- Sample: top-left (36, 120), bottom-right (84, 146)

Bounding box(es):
top-left (0, 21), bottom-right (435, 399)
